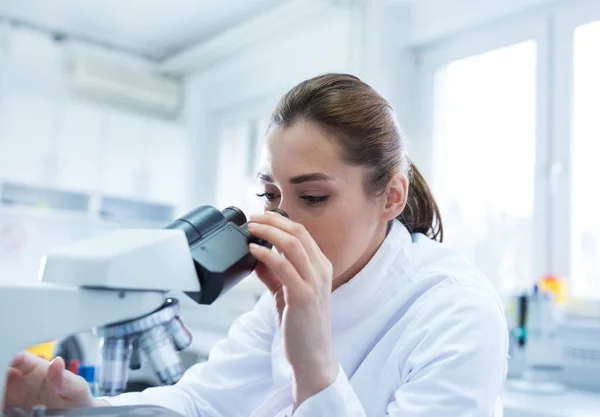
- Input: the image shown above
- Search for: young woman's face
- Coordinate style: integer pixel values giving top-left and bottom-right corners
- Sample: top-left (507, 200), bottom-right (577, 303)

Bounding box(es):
top-left (256, 120), bottom-right (392, 285)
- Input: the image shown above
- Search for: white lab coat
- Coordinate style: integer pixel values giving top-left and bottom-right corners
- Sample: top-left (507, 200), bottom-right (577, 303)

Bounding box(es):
top-left (104, 220), bottom-right (508, 416)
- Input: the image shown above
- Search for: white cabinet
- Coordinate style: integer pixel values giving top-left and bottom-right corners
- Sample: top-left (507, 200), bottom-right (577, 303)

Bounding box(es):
top-left (55, 101), bottom-right (104, 192)
top-left (101, 110), bottom-right (146, 198)
top-left (146, 119), bottom-right (189, 208)
top-left (101, 112), bottom-right (189, 208)
top-left (0, 90), bottom-right (189, 209)
top-left (0, 91), bottom-right (56, 185)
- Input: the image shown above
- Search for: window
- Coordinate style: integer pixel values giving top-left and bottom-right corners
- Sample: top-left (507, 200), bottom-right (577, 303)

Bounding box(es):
top-left (418, 2), bottom-right (600, 299)
top-left (431, 41), bottom-right (537, 291)
top-left (245, 119), bottom-right (271, 216)
top-left (215, 122), bottom-right (253, 211)
top-left (571, 19), bottom-right (600, 298)
top-left (215, 117), bottom-right (270, 218)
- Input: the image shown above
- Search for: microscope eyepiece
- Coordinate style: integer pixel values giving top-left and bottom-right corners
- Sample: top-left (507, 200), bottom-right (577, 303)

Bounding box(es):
top-left (165, 206), bottom-right (289, 305)
top-left (268, 208), bottom-right (289, 218)
top-left (165, 206), bottom-right (246, 245)
top-left (222, 206), bottom-right (247, 226)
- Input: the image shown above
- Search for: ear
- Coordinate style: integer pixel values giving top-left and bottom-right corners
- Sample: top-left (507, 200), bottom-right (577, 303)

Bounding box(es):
top-left (382, 173), bottom-right (408, 222)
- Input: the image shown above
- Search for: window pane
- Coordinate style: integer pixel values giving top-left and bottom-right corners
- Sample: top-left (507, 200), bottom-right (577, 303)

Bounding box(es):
top-left (215, 119), bottom-right (269, 217)
top-left (215, 122), bottom-right (252, 211)
top-left (572, 21), bottom-right (600, 298)
top-left (245, 118), bottom-right (272, 215)
top-left (432, 41), bottom-right (537, 291)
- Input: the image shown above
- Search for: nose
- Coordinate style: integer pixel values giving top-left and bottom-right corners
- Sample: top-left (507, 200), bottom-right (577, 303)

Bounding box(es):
top-left (277, 200), bottom-right (293, 219)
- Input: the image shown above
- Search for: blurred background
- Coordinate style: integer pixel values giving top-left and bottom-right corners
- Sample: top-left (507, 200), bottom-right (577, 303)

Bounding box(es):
top-left (0, 0), bottom-right (599, 415)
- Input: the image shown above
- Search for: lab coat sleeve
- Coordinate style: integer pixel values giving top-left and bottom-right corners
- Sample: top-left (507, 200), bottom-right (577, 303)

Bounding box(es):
top-left (291, 364), bottom-right (365, 417)
top-left (101, 291), bottom-right (277, 417)
top-left (292, 279), bottom-right (508, 417)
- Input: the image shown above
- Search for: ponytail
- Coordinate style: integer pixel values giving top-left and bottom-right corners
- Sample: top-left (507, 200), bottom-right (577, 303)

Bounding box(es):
top-left (397, 160), bottom-right (444, 242)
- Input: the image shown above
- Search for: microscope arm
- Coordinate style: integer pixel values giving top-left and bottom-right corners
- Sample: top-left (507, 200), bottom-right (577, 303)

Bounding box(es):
top-left (0, 283), bottom-right (166, 407)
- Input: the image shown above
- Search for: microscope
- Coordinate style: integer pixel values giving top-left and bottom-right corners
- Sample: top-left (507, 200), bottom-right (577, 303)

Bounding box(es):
top-left (0, 205), bottom-right (287, 417)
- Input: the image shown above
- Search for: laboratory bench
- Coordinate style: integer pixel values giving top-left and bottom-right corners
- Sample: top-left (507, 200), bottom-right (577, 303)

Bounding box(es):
top-left (502, 382), bottom-right (600, 417)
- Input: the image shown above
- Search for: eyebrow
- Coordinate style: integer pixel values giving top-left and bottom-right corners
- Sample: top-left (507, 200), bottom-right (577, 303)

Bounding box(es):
top-left (257, 172), bottom-right (334, 184)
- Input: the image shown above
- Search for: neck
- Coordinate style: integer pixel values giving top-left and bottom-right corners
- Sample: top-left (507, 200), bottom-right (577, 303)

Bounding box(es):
top-left (331, 221), bottom-right (390, 292)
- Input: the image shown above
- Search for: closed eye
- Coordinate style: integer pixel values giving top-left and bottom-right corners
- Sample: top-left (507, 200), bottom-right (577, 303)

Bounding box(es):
top-left (300, 195), bottom-right (329, 206)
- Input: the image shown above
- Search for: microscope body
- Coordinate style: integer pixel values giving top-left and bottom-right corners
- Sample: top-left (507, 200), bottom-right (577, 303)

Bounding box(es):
top-left (166, 206), bottom-right (274, 305)
top-left (0, 206), bottom-right (286, 410)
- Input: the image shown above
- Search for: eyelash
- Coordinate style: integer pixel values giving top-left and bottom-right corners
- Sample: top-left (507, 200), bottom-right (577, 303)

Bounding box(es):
top-left (255, 193), bottom-right (329, 207)
top-left (256, 192), bottom-right (278, 202)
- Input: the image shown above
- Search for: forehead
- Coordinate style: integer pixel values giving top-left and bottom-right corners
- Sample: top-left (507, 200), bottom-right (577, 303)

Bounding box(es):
top-left (261, 121), bottom-right (342, 174)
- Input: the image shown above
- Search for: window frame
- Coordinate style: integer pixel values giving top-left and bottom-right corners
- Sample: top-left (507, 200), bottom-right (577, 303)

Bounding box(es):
top-left (413, 14), bottom-right (550, 288)
top-left (412, 0), bottom-right (600, 295)
top-left (212, 94), bottom-right (277, 215)
top-left (551, 2), bottom-right (600, 290)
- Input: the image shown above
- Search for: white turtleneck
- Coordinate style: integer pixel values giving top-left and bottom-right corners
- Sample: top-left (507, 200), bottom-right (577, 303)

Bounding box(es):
top-left (104, 220), bottom-right (508, 417)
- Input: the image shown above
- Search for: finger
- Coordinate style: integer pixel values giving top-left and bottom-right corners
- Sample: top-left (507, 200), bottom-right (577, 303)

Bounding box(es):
top-left (248, 222), bottom-right (315, 281)
top-left (250, 243), bottom-right (305, 292)
top-left (4, 368), bottom-right (23, 406)
top-left (7, 367), bottom-right (23, 377)
top-left (254, 263), bottom-right (287, 323)
top-left (254, 262), bottom-right (282, 295)
top-left (46, 357), bottom-right (68, 394)
top-left (251, 213), bottom-right (323, 259)
top-left (11, 351), bottom-right (46, 375)
top-left (6, 367), bottom-right (23, 382)
top-left (4, 366), bottom-right (32, 408)
top-left (46, 358), bottom-right (90, 407)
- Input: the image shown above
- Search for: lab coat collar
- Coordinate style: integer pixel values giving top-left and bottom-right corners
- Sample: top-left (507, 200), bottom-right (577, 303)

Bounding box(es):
top-left (330, 219), bottom-right (412, 326)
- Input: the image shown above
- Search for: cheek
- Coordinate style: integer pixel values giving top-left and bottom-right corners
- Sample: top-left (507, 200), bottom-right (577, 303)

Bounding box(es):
top-left (304, 200), bottom-right (379, 277)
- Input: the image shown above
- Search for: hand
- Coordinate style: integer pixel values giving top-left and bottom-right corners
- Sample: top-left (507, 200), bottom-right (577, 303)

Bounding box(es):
top-left (4, 352), bottom-right (107, 410)
top-left (248, 212), bottom-right (339, 407)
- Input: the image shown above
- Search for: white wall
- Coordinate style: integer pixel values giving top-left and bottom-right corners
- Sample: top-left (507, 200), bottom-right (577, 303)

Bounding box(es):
top-left (183, 75), bottom-right (220, 208)
top-left (0, 26), bottom-right (191, 212)
top-left (183, 2), bottom-right (416, 206)
top-left (183, 5), bottom-right (351, 206)
top-left (195, 2), bottom-right (414, 113)
top-left (200, 7), bottom-right (354, 112)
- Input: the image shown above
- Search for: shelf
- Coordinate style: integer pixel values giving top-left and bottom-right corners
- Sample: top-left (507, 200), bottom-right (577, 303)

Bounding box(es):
top-left (0, 182), bottom-right (90, 212)
top-left (99, 196), bottom-right (175, 224)
top-left (0, 181), bottom-right (176, 225)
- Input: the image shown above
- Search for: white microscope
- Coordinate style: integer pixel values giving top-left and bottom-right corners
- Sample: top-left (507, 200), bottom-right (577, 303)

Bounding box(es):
top-left (0, 205), bottom-right (287, 417)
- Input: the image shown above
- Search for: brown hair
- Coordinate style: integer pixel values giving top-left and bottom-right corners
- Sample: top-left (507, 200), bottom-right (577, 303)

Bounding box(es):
top-left (270, 73), bottom-right (443, 242)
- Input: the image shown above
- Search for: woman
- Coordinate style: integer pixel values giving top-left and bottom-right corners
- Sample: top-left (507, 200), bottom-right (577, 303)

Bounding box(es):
top-left (5, 74), bottom-right (508, 416)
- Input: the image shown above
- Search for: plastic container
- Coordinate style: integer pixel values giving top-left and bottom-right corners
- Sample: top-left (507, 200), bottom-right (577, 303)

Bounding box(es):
top-left (539, 275), bottom-right (567, 305)
top-left (78, 365), bottom-right (98, 397)
top-left (25, 341), bottom-right (57, 360)
top-left (68, 359), bottom-right (81, 375)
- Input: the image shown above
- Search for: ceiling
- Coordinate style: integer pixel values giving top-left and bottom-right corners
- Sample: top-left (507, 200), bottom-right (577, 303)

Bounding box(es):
top-left (0, 0), bottom-right (285, 61)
